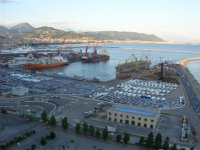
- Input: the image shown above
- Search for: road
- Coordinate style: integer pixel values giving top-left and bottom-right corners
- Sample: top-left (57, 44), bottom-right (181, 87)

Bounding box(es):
top-left (175, 64), bottom-right (200, 148)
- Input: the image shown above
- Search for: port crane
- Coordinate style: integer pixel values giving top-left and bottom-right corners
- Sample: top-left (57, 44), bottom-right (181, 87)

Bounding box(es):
top-left (125, 54), bottom-right (137, 63)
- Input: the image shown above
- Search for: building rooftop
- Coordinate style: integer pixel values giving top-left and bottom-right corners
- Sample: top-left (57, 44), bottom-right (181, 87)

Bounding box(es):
top-left (110, 105), bottom-right (159, 117)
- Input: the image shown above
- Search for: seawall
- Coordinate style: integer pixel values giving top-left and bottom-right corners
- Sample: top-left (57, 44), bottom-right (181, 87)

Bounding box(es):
top-left (177, 57), bottom-right (200, 100)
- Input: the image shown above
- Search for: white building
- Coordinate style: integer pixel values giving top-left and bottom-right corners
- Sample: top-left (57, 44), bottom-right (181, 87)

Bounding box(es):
top-left (12, 86), bottom-right (29, 96)
top-left (107, 105), bottom-right (160, 129)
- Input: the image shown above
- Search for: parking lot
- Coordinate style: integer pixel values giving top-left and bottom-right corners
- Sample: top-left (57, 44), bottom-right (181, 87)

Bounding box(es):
top-left (0, 67), bottom-right (104, 96)
top-left (0, 114), bottom-right (143, 150)
top-left (0, 66), bottom-right (185, 110)
top-left (156, 114), bottom-right (182, 141)
top-left (95, 79), bottom-right (184, 109)
top-left (41, 96), bottom-right (102, 125)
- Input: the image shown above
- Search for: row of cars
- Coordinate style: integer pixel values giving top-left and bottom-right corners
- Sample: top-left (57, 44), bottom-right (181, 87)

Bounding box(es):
top-left (0, 67), bottom-right (104, 97)
top-left (96, 79), bottom-right (184, 109)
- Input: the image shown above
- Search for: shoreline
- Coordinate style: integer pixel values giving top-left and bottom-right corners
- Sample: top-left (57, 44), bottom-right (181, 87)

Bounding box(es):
top-left (178, 58), bottom-right (200, 100)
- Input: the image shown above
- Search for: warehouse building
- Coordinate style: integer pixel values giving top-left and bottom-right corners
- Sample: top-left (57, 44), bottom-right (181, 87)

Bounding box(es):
top-left (107, 105), bottom-right (160, 129)
top-left (12, 86), bottom-right (29, 96)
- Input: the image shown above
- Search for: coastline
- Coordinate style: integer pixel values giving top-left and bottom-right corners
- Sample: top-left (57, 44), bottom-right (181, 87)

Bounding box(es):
top-left (178, 59), bottom-right (200, 100)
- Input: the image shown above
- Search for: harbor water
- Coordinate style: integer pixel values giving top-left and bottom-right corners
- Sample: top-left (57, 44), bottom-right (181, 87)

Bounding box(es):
top-left (187, 60), bottom-right (200, 84)
top-left (39, 43), bottom-right (200, 82)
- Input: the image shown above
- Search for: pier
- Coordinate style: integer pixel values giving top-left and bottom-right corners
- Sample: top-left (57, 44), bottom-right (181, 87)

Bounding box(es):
top-left (177, 57), bottom-right (200, 66)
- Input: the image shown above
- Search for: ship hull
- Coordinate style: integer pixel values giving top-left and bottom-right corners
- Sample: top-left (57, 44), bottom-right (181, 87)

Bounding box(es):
top-left (24, 62), bottom-right (68, 70)
top-left (82, 56), bottom-right (110, 63)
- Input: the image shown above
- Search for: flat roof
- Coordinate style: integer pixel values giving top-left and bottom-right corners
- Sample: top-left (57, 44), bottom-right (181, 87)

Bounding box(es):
top-left (110, 105), bottom-right (159, 117)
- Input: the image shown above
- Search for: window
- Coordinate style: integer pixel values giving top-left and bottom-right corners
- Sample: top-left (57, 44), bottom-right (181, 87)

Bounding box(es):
top-left (132, 116), bottom-right (135, 119)
top-left (114, 119), bottom-right (117, 122)
top-left (115, 113), bottom-right (117, 116)
top-left (126, 115), bottom-right (129, 118)
top-left (151, 119), bottom-right (154, 122)
top-left (150, 125), bottom-right (154, 128)
top-left (109, 112), bottom-right (111, 115)
top-left (138, 117), bottom-right (141, 120)
top-left (144, 118), bottom-right (147, 121)
top-left (108, 117), bottom-right (111, 121)
top-left (120, 119), bottom-right (123, 123)
top-left (144, 124), bottom-right (147, 127)
top-left (125, 120), bottom-right (129, 124)
top-left (120, 114), bottom-right (123, 117)
top-left (138, 122), bottom-right (141, 127)
top-left (131, 121), bottom-right (135, 125)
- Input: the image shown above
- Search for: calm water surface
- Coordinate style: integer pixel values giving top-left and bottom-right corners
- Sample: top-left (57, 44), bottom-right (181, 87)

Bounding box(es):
top-left (40, 43), bottom-right (200, 82)
top-left (187, 60), bottom-right (200, 84)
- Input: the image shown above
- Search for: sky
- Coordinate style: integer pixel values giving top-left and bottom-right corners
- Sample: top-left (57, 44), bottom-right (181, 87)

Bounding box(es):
top-left (0, 0), bottom-right (200, 43)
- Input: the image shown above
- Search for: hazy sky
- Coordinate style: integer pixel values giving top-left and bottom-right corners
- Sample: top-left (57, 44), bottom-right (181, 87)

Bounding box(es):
top-left (1, 0), bottom-right (200, 43)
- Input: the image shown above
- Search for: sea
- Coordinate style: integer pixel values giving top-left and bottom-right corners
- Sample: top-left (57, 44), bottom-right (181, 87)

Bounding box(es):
top-left (39, 43), bottom-right (200, 83)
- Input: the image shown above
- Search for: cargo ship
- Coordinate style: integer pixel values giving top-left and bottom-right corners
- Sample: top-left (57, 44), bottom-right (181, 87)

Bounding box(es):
top-left (150, 61), bottom-right (178, 82)
top-left (116, 54), bottom-right (151, 79)
top-left (81, 46), bottom-right (110, 63)
top-left (24, 55), bottom-right (68, 70)
top-left (7, 54), bottom-right (35, 68)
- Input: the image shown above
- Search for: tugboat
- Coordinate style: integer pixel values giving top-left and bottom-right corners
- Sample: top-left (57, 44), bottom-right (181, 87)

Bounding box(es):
top-left (81, 46), bottom-right (110, 63)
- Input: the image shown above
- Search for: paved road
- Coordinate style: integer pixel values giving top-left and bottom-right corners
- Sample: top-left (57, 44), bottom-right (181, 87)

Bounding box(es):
top-left (175, 64), bottom-right (200, 148)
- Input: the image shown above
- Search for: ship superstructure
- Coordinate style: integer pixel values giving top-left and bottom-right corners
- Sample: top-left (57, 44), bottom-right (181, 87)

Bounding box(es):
top-left (81, 46), bottom-right (110, 63)
top-left (116, 54), bottom-right (151, 79)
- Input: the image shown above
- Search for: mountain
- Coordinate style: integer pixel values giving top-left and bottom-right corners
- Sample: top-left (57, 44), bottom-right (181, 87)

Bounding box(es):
top-left (0, 26), bottom-right (10, 34)
top-left (21, 26), bottom-right (81, 39)
top-left (1, 23), bottom-right (164, 43)
top-left (10, 23), bottom-right (35, 34)
top-left (19, 27), bottom-right (163, 42)
top-left (83, 31), bottom-right (162, 41)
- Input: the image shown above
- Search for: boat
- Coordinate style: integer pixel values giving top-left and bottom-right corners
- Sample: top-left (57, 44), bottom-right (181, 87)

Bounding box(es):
top-left (116, 54), bottom-right (151, 79)
top-left (7, 54), bottom-right (35, 68)
top-left (81, 46), bottom-right (110, 63)
top-left (24, 55), bottom-right (68, 70)
top-left (150, 61), bottom-right (178, 82)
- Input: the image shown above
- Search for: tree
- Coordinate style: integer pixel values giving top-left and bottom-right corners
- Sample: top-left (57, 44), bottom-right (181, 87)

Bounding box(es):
top-left (1, 109), bottom-right (7, 114)
top-left (61, 117), bottom-right (68, 130)
top-left (138, 136), bottom-right (145, 146)
top-left (170, 144), bottom-right (177, 150)
top-left (89, 125), bottom-right (95, 136)
top-left (116, 134), bottom-right (122, 143)
top-left (190, 147), bottom-right (194, 150)
top-left (49, 115), bottom-right (56, 126)
top-left (40, 137), bottom-right (47, 145)
top-left (95, 128), bottom-right (101, 138)
top-left (162, 137), bottom-right (170, 150)
top-left (50, 131), bottom-right (56, 139)
top-left (102, 127), bottom-right (108, 140)
top-left (154, 133), bottom-right (162, 149)
top-left (31, 144), bottom-right (36, 150)
top-left (75, 123), bottom-right (81, 134)
top-left (41, 111), bottom-right (48, 122)
top-left (82, 122), bottom-right (88, 135)
top-left (62, 145), bottom-right (65, 150)
top-left (146, 132), bottom-right (154, 148)
top-left (123, 132), bottom-right (130, 144)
